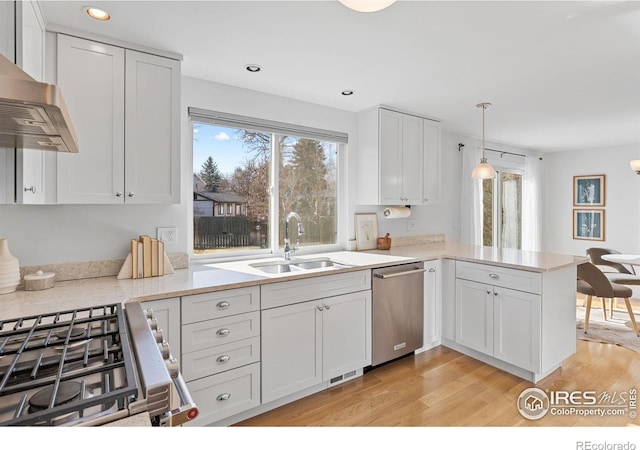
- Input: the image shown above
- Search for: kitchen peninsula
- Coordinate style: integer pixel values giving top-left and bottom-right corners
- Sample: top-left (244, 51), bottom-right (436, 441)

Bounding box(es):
top-left (1, 242), bottom-right (586, 426)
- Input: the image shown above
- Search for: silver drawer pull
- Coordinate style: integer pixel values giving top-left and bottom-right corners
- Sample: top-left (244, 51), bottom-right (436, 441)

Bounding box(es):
top-left (489, 273), bottom-right (500, 279)
top-left (217, 393), bottom-right (231, 401)
top-left (374, 268), bottom-right (426, 279)
top-left (428, 268), bottom-right (436, 273)
top-left (217, 301), bottom-right (230, 309)
top-left (216, 328), bottom-right (230, 337)
top-left (217, 355), bottom-right (231, 363)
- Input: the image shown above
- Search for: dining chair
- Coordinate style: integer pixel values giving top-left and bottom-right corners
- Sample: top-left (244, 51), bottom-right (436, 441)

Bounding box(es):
top-left (576, 262), bottom-right (639, 337)
top-left (586, 247), bottom-right (635, 275)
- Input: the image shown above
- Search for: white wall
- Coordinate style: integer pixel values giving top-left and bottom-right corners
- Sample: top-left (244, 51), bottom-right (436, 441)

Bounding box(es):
top-left (0, 77), bottom-right (360, 266)
top-left (542, 144), bottom-right (640, 256)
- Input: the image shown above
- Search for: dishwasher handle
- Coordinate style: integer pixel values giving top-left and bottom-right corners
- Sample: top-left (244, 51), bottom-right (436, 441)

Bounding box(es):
top-left (374, 268), bottom-right (426, 279)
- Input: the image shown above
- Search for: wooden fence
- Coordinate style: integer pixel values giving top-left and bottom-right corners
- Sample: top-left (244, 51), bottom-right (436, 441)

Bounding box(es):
top-left (194, 216), bottom-right (263, 249)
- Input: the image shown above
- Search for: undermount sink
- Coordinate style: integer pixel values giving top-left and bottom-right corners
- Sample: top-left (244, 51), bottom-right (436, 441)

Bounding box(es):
top-left (249, 257), bottom-right (349, 275)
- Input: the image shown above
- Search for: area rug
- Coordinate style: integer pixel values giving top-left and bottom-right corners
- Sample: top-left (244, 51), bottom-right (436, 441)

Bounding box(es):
top-left (576, 306), bottom-right (640, 353)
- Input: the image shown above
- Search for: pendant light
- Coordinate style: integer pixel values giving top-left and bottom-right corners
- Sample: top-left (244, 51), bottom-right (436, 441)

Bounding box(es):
top-left (471, 102), bottom-right (497, 179)
top-left (630, 160), bottom-right (640, 174)
top-left (338, 0), bottom-right (397, 13)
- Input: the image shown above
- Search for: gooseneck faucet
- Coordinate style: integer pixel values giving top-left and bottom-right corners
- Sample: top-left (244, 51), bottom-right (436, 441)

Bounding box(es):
top-left (284, 212), bottom-right (305, 260)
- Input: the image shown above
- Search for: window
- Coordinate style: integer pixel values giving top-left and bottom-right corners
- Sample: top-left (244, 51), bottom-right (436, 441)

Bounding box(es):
top-left (190, 108), bottom-right (346, 258)
top-left (482, 169), bottom-right (523, 249)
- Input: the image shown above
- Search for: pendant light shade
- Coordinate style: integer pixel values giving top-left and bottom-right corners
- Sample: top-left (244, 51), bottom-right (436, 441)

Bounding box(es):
top-left (471, 102), bottom-right (497, 179)
top-left (630, 160), bottom-right (640, 174)
top-left (338, 0), bottom-right (397, 13)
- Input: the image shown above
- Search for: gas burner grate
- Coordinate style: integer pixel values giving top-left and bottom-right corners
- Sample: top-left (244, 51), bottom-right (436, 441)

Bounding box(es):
top-left (0, 304), bottom-right (139, 426)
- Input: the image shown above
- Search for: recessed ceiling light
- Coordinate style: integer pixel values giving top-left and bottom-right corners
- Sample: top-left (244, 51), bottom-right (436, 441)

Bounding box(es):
top-left (245, 64), bottom-right (262, 73)
top-left (84, 6), bottom-right (111, 21)
top-left (341, 90), bottom-right (354, 96)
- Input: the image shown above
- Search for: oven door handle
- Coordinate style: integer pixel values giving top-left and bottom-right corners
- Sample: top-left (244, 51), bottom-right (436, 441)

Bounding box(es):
top-left (169, 373), bottom-right (199, 426)
top-left (374, 268), bottom-right (426, 279)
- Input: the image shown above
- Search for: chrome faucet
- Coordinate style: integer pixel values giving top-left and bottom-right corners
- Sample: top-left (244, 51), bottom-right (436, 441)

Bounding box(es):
top-left (284, 212), bottom-right (305, 260)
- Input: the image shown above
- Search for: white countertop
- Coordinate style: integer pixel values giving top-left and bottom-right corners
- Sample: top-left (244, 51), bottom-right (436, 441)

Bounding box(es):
top-left (0, 244), bottom-right (586, 320)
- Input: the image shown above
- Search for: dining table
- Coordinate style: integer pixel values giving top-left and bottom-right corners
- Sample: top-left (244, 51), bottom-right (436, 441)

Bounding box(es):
top-left (601, 254), bottom-right (640, 265)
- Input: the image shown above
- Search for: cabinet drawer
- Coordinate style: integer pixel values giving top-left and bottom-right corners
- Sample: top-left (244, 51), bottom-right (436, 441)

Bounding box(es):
top-left (261, 269), bottom-right (371, 309)
top-left (182, 311), bottom-right (260, 354)
top-left (182, 286), bottom-right (260, 324)
top-left (182, 336), bottom-right (260, 382)
top-left (455, 261), bottom-right (541, 295)
top-left (183, 363), bottom-right (260, 426)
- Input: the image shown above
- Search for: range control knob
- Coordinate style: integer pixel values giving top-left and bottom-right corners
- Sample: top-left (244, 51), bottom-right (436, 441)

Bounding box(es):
top-left (165, 357), bottom-right (180, 378)
top-left (152, 328), bottom-right (164, 344)
top-left (147, 317), bottom-right (159, 330)
top-left (157, 341), bottom-right (171, 359)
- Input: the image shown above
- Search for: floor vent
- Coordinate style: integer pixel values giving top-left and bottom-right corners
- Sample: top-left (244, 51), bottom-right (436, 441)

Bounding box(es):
top-left (329, 370), bottom-right (358, 386)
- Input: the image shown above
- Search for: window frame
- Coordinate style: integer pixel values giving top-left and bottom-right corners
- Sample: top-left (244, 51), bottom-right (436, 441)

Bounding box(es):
top-left (188, 109), bottom-right (347, 263)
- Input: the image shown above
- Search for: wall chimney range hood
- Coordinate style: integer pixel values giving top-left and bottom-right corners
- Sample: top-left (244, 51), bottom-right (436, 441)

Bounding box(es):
top-left (0, 53), bottom-right (79, 153)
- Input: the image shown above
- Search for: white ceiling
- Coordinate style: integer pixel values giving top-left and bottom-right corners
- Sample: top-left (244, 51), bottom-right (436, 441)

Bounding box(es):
top-left (38, 0), bottom-right (640, 153)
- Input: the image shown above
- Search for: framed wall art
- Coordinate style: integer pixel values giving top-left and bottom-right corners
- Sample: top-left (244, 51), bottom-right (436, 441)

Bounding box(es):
top-left (573, 174), bottom-right (605, 207)
top-left (354, 213), bottom-right (378, 250)
top-left (573, 209), bottom-right (605, 241)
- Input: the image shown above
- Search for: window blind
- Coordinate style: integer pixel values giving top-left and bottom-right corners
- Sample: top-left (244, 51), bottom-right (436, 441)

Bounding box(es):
top-left (188, 107), bottom-right (349, 144)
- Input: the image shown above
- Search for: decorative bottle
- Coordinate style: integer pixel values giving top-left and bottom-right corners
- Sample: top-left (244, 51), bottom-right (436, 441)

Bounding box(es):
top-left (0, 239), bottom-right (20, 294)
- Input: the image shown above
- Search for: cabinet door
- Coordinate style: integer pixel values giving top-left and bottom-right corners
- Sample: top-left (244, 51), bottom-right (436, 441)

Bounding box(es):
top-left (379, 109), bottom-right (404, 204)
top-left (56, 35), bottom-right (125, 204)
top-left (493, 286), bottom-right (541, 372)
top-left (422, 120), bottom-right (441, 205)
top-left (401, 113), bottom-right (423, 204)
top-left (142, 297), bottom-right (181, 363)
top-left (261, 300), bottom-right (322, 403)
top-left (422, 260), bottom-right (441, 349)
top-left (124, 50), bottom-right (180, 204)
top-left (322, 291), bottom-right (371, 382)
top-left (455, 279), bottom-right (493, 355)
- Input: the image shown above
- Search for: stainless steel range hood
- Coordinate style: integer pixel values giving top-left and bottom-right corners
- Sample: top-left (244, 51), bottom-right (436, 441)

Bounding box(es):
top-left (0, 53), bottom-right (79, 153)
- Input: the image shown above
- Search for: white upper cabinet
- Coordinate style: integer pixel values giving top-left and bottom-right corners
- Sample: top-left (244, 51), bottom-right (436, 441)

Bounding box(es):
top-left (15, 0), bottom-right (47, 205)
top-left (55, 34), bottom-right (180, 204)
top-left (422, 120), bottom-right (442, 205)
top-left (0, 0), bottom-right (47, 205)
top-left (124, 50), bottom-right (181, 204)
top-left (357, 107), bottom-right (441, 206)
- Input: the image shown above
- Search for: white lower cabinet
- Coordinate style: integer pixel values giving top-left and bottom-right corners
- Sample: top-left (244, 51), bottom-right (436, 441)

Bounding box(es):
top-left (183, 362), bottom-right (260, 426)
top-left (181, 288), bottom-right (261, 426)
top-left (420, 259), bottom-right (441, 350)
top-left (455, 261), bottom-right (542, 373)
top-left (261, 289), bottom-right (372, 404)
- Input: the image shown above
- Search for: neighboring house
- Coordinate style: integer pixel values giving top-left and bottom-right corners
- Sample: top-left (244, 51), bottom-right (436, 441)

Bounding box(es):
top-left (194, 191), bottom-right (247, 217)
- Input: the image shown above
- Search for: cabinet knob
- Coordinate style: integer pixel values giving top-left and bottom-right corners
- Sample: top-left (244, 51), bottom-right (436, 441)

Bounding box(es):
top-left (128, 192), bottom-right (135, 197)
top-left (428, 268), bottom-right (436, 273)
top-left (24, 186), bottom-right (36, 193)
top-left (216, 393), bottom-right (231, 401)
top-left (115, 192), bottom-right (123, 197)
top-left (424, 198), bottom-right (429, 203)
top-left (216, 301), bottom-right (230, 309)
top-left (486, 290), bottom-right (492, 295)
top-left (317, 305), bottom-right (324, 311)
top-left (217, 355), bottom-right (231, 363)
top-left (216, 328), bottom-right (230, 337)
top-left (494, 291), bottom-right (499, 296)
top-left (324, 304), bottom-right (331, 310)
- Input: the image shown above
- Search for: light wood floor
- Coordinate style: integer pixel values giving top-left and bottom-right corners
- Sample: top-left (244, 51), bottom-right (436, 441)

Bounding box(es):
top-left (237, 301), bottom-right (640, 427)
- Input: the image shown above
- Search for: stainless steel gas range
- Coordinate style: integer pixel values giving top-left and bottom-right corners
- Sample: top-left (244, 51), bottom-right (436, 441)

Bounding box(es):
top-left (0, 301), bottom-right (198, 426)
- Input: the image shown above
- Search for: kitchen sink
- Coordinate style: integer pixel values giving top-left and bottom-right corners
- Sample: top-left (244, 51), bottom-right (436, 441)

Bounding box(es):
top-left (249, 257), bottom-right (350, 274)
top-left (291, 258), bottom-right (341, 270)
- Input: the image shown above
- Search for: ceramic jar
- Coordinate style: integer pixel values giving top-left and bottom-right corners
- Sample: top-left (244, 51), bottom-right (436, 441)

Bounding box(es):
top-left (0, 239), bottom-right (20, 294)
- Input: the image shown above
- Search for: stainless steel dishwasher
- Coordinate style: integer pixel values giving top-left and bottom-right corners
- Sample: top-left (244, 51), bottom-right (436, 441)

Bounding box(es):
top-left (372, 262), bottom-right (425, 366)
